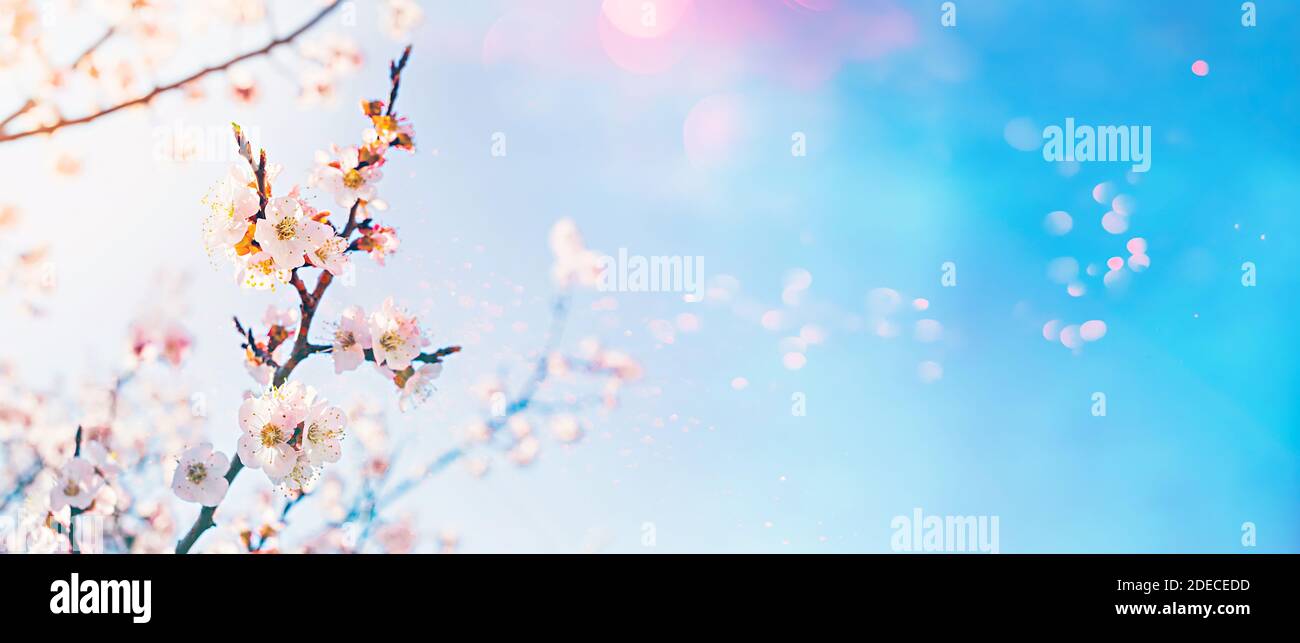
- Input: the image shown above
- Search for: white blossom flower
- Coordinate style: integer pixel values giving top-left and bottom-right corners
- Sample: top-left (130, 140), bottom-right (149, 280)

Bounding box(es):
top-left (49, 457), bottom-right (102, 511)
top-left (302, 401), bottom-right (346, 465)
top-left (310, 146), bottom-right (382, 206)
top-left (311, 234), bottom-right (351, 276)
top-left (236, 250), bottom-right (291, 290)
top-left (170, 443), bottom-right (230, 506)
top-left (367, 297), bottom-right (427, 371)
top-left (253, 196), bottom-right (331, 271)
top-left (202, 164), bottom-right (260, 256)
top-left (237, 386), bottom-right (307, 480)
top-left (280, 450), bottom-right (319, 493)
top-left (398, 362), bottom-right (442, 411)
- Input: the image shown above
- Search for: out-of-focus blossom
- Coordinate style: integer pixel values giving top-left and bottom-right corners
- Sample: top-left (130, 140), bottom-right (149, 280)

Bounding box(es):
top-left (128, 318), bottom-right (193, 367)
top-left (397, 362), bottom-right (441, 411)
top-left (549, 218), bottom-right (604, 288)
top-left (550, 415), bottom-right (582, 443)
top-left (374, 516), bottom-right (417, 553)
top-left (49, 457), bottom-right (103, 511)
top-left (382, 0), bottom-right (424, 41)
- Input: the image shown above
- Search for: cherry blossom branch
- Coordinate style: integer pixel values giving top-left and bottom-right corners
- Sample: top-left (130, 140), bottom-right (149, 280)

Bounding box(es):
top-left (0, 1), bottom-right (344, 144)
top-left (176, 45), bottom-right (432, 553)
top-left (177, 260), bottom-right (329, 553)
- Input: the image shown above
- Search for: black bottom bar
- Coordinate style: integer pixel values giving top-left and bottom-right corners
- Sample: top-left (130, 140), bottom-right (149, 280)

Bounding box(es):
top-left (5, 554), bottom-right (1290, 627)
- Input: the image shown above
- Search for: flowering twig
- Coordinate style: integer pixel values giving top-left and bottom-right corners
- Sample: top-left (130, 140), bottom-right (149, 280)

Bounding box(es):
top-left (0, 1), bottom-right (345, 144)
top-left (175, 45), bottom-right (431, 554)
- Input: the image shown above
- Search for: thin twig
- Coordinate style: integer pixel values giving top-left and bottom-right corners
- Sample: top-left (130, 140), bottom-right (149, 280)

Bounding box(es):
top-left (0, 1), bottom-right (343, 143)
top-left (69, 426), bottom-right (83, 554)
top-left (348, 297), bottom-right (572, 541)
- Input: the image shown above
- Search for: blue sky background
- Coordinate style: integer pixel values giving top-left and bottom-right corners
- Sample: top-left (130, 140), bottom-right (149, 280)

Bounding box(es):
top-left (2, 0), bottom-right (1297, 552)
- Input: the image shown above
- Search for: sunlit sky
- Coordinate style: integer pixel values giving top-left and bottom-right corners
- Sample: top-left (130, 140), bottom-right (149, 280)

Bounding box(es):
top-left (3, 0), bottom-right (1298, 552)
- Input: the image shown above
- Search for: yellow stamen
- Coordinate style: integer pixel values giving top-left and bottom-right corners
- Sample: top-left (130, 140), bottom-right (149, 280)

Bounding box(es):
top-left (274, 216), bottom-right (297, 241)
top-left (335, 330), bottom-right (355, 350)
top-left (260, 423), bottom-right (284, 448)
top-left (379, 331), bottom-right (404, 353)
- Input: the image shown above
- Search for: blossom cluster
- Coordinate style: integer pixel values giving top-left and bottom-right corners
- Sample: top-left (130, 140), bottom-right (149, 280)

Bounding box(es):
top-left (234, 382), bottom-right (347, 493)
top-left (332, 298), bottom-right (445, 409)
top-left (203, 94), bottom-right (414, 291)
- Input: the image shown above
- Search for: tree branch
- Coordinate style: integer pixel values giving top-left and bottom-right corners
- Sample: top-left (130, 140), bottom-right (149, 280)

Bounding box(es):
top-left (0, 1), bottom-right (343, 144)
top-left (0, 27), bottom-right (116, 132)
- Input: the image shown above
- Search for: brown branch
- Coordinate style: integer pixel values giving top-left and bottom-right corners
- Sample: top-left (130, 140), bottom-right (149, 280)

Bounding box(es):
top-left (0, 1), bottom-right (343, 144)
top-left (386, 45), bottom-right (412, 116)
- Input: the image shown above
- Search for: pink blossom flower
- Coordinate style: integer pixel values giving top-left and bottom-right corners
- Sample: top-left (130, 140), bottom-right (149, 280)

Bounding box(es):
top-left (374, 517), bottom-right (416, 554)
top-left (360, 224), bottom-right (400, 264)
top-left (331, 305), bottom-right (372, 373)
top-left (171, 443), bottom-right (230, 506)
top-left (128, 319), bottom-right (193, 367)
top-left (49, 457), bottom-right (102, 511)
top-left (367, 297), bottom-right (427, 371)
